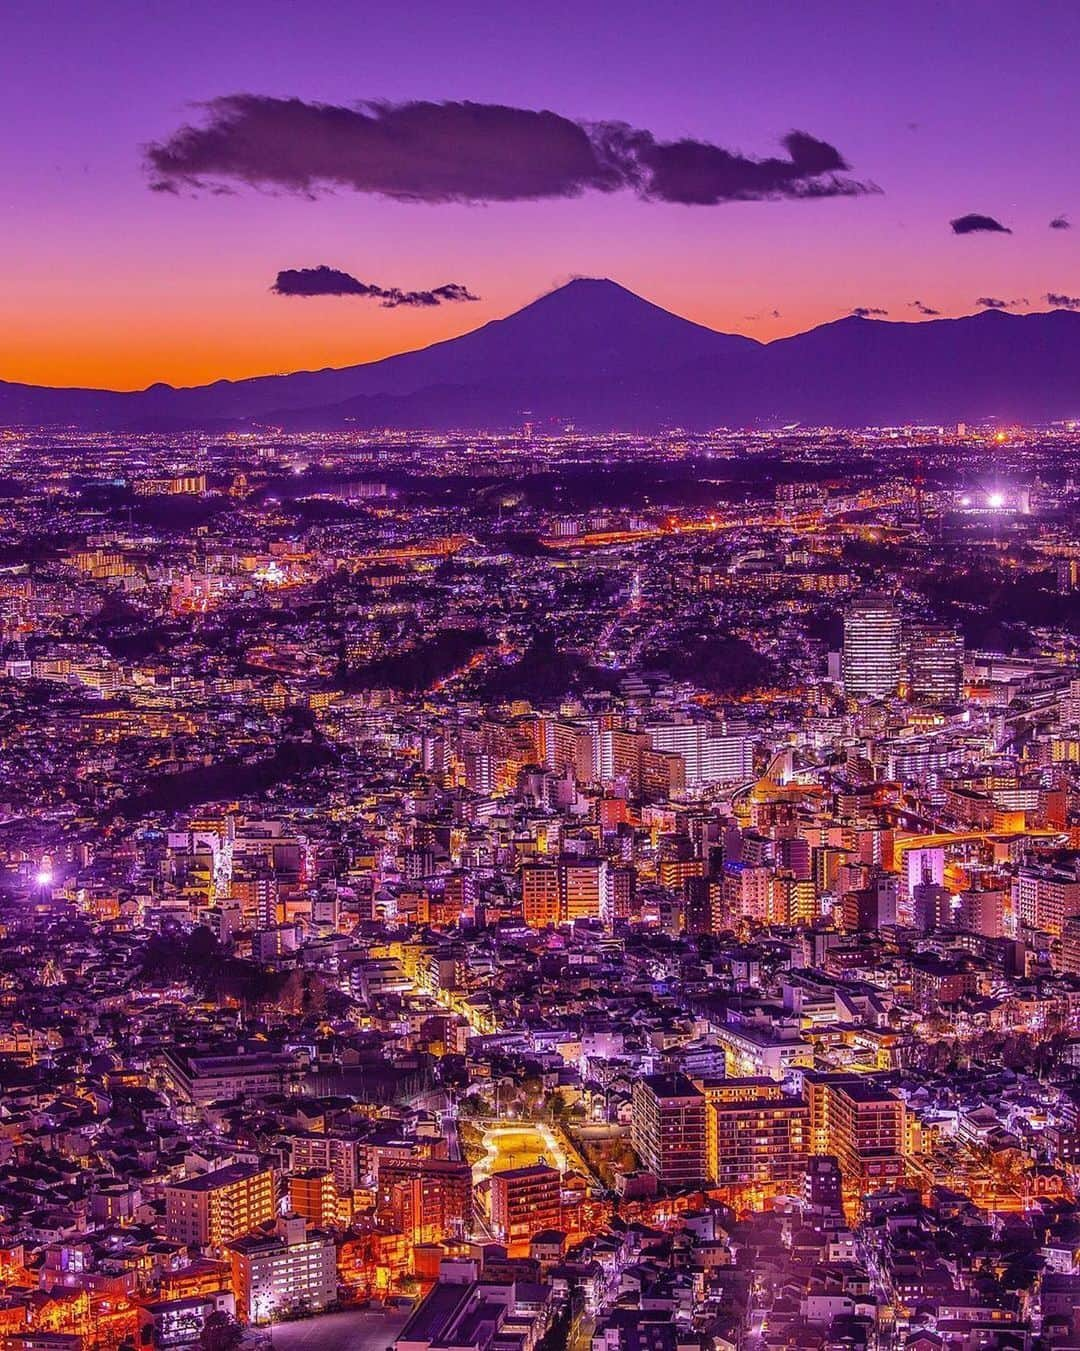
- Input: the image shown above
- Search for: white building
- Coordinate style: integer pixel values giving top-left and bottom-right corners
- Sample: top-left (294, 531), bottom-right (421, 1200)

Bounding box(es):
top-left (842, 595), bottom-right (901, 699)
top-left (643, 721), bottom-right (753, 789)
top-left (229, 1216), bottom-right (337, 1324)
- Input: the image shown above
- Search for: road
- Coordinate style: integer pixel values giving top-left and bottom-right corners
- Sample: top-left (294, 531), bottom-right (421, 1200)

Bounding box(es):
top-left (253, 1307), bottom-right (411, 1351)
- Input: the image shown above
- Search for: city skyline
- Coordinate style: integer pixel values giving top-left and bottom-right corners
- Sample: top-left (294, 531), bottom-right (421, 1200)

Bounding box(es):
top-left (2, 421), bottom-right (1080, 1349)
top-left (6, 7), bottom-right (1080, 1350)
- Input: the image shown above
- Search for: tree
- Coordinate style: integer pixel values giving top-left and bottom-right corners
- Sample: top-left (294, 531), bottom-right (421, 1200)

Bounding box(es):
top-left (200, 1311), bottom-right (244, 1351)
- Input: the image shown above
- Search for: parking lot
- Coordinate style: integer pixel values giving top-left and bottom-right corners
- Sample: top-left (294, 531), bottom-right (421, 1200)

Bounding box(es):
top-left (248, 1307), bottom-right (411, 1351)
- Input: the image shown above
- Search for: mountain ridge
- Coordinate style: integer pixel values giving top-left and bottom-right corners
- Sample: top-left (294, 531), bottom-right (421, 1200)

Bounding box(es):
top-left (4, 278), bottom-right (1080, 430)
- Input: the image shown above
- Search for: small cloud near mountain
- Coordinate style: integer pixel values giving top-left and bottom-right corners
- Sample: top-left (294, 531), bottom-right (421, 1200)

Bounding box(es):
top-left (976, 296), bottom-right (1026, 310)
top-left (272, 267), bottom-right (478, 308)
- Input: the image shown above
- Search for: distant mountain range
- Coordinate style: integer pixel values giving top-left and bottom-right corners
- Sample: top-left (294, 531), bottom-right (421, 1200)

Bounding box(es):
top-left (5, 278), bottom-right (1080, 431)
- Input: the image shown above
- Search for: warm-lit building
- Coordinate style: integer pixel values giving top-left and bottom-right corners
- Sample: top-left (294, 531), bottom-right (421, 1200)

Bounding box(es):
top-left (709, 1093), bottom-right (810, 1190)
top-left (288, 1169), bottom-right (350, 1229)
top-left (165, 1163), bottom-right (277, 1251)
top-left (631, 1073), bottom-right (709, 1186)
top-left (827, 1080), bottom-right (907, 1191)
top-left (489, 1163), bottom-right (562, 1253)
top-left (558, 857), bottom-right (611, 923)
top-left (379, 1157), bottom-right (474, 1244)
top-left (520, 863), bottom-right (560, 928)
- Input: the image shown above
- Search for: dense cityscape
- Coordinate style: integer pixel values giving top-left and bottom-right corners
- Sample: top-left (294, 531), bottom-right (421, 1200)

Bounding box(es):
top-left (0, 422), bottom-right (1077, 1350)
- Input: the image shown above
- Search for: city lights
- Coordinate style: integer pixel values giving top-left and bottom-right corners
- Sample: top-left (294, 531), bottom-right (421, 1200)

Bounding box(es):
top-left (0, 422), bottom-right (1076, 1350)
top-left (6, 0), bottom-right (1080, 1342)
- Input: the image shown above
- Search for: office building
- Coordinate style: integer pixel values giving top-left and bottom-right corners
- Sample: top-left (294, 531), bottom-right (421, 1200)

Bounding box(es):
top-left (906, 622), bottom-right (963, 703)
top-left (842, 595), bottom-right (902, 699)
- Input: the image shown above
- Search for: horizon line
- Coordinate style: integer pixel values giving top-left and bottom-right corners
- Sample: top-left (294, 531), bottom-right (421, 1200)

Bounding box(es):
top-left (3, 277), bottom-right (1076, 399)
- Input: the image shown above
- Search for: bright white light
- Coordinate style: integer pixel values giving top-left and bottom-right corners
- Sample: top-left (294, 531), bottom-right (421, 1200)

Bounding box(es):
top-left (959, 496), bottom-right (971, 506)
top-left (36, 868), bottom-right (53, 887)
top-left (987, 492), bottom-right (1005, 508)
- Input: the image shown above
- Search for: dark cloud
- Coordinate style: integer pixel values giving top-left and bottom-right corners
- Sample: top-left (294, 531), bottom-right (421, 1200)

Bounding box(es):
top-left (950, 213), bottom-right (1011, 235)
top-left (273, 267), bottom-right (378, 297)
top-left (850, 306), bottom-right (888, 318)
top-left (145, 95), bottom-right (876, 206)
top-left (1050, 216), bottom-right (1072, 230)
top-left (908, 299), bottom-right (941, 316)
top-left (272, 266), bottom-right (478, 308)
top-left (1046, 291), bottom-right (1080, 310)
top-left (976, 296), bottom-right (1026, 310)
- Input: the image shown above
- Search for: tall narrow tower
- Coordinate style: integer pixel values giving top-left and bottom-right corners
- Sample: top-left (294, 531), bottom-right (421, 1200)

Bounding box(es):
top-left (842, 595), bottom-right (902, 699)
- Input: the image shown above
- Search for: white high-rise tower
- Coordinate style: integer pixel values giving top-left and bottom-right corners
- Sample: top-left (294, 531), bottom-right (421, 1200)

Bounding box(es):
top-left (842, 594), bottom-right (902, 699)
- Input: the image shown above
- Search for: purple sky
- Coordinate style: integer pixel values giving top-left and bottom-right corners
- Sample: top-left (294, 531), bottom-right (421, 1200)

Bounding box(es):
top-left (3, 0), bottom-right (1079, 388)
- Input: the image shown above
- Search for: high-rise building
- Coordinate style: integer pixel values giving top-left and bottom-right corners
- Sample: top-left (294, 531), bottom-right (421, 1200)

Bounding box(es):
top-left (288, 1169), bottom-right (350, 1229)
top-left (709, 1093), bottom-right (810, 1190)
top-left (463, 751), bottom-right (495, 793)
top-left (520, 863), bottom-right (560, 928)
top-left (599, 728), bottom-right (649, 786)
top-left (543, 720), bottom-right (598, 782)
top-left (558, 857), bottom-right (611, 924)
top-left (842, 595), bottom-right (902, 699)
top-left (631, 1073), bottom-right (709, 1186)
top-left (489, 1163), bottom-right (562, 1253)
top-left (165, 1163), bottom-right (277, 1250)
top-left (953, 888), bottom-right (1006, 938)
top-left (378, 1157), bottom-right (474, 1244)
top-left (906, 622), bottom-right (963, 703)
top-left (638, 747), bottom-right (686, 800)
top-left (1015, 864), bottom-right (1080, 936)
top-left (289, 1132), bottom-right (364, 1193)
top-left (912, 880), bottom-right (950, 932)
top-left (826, 1080), bottom-right (906, 1191)
top-left (904, 846), bottom-right (945, 905)
top-left (643, 721), bottom-right (753, 789)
